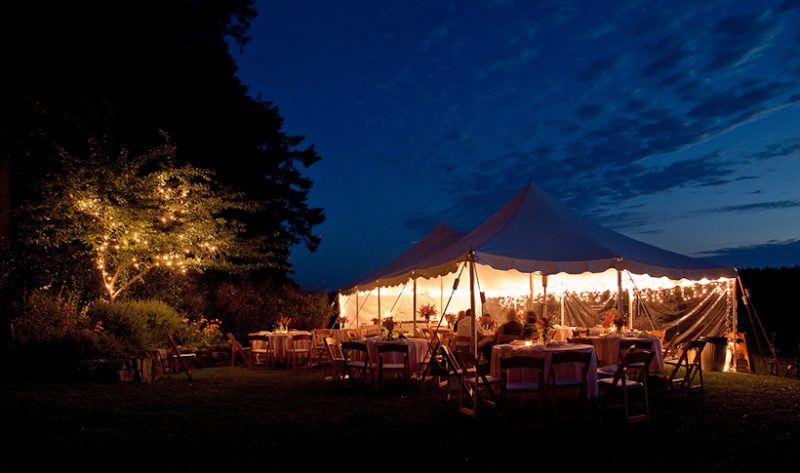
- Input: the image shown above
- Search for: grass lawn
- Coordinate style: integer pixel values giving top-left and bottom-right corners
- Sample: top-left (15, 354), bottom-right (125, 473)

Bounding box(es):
top-left (1, 365), bottom-right (799, 472)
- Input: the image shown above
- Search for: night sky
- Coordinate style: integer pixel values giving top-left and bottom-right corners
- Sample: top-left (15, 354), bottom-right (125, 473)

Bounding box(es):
top-left (233, 0), bottom-right (800, 289)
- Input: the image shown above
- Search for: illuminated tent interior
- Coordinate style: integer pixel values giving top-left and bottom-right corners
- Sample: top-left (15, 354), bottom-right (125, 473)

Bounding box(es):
top-left (338, 182), bottom-right (738, 347)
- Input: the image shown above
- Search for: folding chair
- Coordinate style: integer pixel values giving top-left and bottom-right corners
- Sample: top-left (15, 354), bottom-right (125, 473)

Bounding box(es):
top-left (341, 341), bottom-right (372, 384)
top-left (324, 337), bottom-right (346, 381)
top-left (665, 339), bottom-right (706, 391)
top-left (598, 349), bottom-right (655, 424)
top-left (455, 350), bottom-right (499, 417)
top-left (226, 333), bottom-right (252, 367)
top-left (500, 355), bottom-right (545, 428)
top-left (548, 350), bottom-right (591, 422)
top-left (377, 342), bottom-right (409, 390)
top-left (287, 333), bottom-right (312, 368)
top-left (248, 334), bottom-right (274, 368)
top-left (310, 330), bottom-right (333, 366)
top-left (598, 339), bottom-right (652, 378)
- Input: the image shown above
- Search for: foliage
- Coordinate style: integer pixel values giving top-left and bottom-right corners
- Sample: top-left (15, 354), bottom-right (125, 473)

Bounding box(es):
top-left (11, 289), bottom-right (127, 360)
top-left (23, 140), bottom-right (284, 301)
top-left (87, 299), bottom-right (185, 352)
top-left (213, 280), bottom-right (331, 339)
top-left (178, 315), bottom-right (225, 347)
top-left (2, 0), bottom-right (324, 291)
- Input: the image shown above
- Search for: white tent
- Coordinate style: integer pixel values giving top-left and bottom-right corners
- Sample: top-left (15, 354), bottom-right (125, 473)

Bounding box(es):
top-left (339, 182), bottom-right (737, 347)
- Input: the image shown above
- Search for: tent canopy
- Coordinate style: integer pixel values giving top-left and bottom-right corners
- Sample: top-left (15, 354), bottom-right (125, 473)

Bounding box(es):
top-left (343, 182), bottom-right (735, 294)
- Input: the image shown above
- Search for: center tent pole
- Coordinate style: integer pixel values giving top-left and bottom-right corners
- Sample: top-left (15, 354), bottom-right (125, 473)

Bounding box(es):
top-left (529, 272), bottom-right (534, 310)
top-left (413, 276), bottom-right (417, 337)
top-left (542, 275), bottom-right (548, 319)
top-left (616, 258), bottom-right (624, 324)
top-left (469, 252), bottom-right (477, 358)
top-left (377, 287), bottom-right (381, 325)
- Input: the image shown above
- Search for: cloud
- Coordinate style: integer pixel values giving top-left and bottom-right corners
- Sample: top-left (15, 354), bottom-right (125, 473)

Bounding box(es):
top-left (641, 35), bottom-right (695, 77)
top-left (703, 200), bottom-right (800, 214)
top-left (576, 103), bottom-right (606, 120)
top-left (487, 47), bottom-right (539, 72)
top-left (743, 137), bottom-right (800, 161)
top-left (577, 56), bottom-right (619, 82)
top-left (696, 239), bottom-right (800, 268)
top-left (704, 12), bottom-right (781, 72)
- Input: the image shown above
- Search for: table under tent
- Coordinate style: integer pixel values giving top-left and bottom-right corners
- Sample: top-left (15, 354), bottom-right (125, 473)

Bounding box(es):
top-left (338, 182), bottom-right (740, 368)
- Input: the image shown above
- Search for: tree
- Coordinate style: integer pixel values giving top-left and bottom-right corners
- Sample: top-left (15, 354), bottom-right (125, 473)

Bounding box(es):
top-left (1, 1), bottom-right (323, 288)
top-left (24, 139), bottom-right (283, 302)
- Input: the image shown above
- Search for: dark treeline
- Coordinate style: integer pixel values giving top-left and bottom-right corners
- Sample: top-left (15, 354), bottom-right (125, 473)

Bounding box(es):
top-left (738, 266), bottom-right (800, 356)
top-left (0, 1), bottom-right (324, 300)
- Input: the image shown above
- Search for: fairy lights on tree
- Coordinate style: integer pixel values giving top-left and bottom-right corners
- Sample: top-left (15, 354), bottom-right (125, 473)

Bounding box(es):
top-left (27, 139), bottom-right (283, 301)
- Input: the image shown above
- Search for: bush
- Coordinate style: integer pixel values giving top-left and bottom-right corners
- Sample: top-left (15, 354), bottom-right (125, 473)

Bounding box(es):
top-left (87, 299), bottom-right (185, 352)
top-left (178, 315), bottom-right (225, 347)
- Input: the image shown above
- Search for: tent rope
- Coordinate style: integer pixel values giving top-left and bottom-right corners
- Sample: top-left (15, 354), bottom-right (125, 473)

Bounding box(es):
top-left (737, 275), bottom-right (777, 368)
top-left (625, 270), bottom-right (657, 330)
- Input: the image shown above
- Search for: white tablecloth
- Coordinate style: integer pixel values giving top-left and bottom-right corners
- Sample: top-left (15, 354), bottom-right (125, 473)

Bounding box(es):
top-left (249, 330), bottom-right (312, 361)
top-left (361, 337), bottom-right (430, 375)
top-left (490, 342), bottom-right (600, 398)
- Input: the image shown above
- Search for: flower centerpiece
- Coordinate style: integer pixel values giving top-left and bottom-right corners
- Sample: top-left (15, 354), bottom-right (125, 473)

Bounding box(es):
top-left (537, 317), bottom-right (550, 343)
top-left (418, 303), bottom-right (437, 322)
top-left (601, 309), bottom-right (625, 332)
top-left (337, 316), bottom-right (348, 329)
top-left (276, 316), bottom-right (293, 333)
top-left (444, 313), bottom-right (456, 327)
top-left (381, 316), bottom-right (397, 341)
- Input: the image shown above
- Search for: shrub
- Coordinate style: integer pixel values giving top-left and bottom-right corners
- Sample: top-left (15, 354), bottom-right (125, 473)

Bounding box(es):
top-left (178, 315), bottom-right (225, 347)
top-left (12, 289), bottom-right (89, 345)
top-left (87, 299), bottom-right (185, 352)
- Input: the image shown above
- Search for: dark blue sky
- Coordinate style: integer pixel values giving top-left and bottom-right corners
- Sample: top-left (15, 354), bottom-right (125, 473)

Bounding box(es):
top-left (233, 0), bottom-right (800, 289)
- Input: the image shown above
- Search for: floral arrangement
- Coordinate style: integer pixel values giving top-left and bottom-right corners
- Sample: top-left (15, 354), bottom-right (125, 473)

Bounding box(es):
top-left (337, 316), bottom-right (348, 328)
top-left (371, 317), bottom-right (380, 326)
top-left (275, 316), bottom-right (293, 333)
top-left (444, 313), bottom-right (457, 326)
top-left (601, 309), bottom-right (625, 331)
top-left (537, 317), bottom-right (550, 342)
top-left (381, 316), bottom-right (397, 340)
top-left (418, 304), bottom-right (437, 320)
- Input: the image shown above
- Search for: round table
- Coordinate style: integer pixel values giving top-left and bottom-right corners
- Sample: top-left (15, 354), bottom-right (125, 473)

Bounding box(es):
top-left (361, 337), bottom-right (430, 375)
top-left (584, 334), bottom-right (664, 373)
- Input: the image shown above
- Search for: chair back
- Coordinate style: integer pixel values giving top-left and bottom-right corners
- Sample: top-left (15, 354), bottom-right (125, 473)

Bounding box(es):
top-left (620, 349), bottom-right (654, 376)
top-left (496, 334), bottom-right (520, 344)
top-left (341, 341), bottom-right (368, 363)
top-left (452, 335), bottom-right (471, 352)
top-left (500, 355), bottom-right (544, 371)
top-left (440, 344), bottom-right (463, 375)
top-left (620, 339), bottom-right (653, 351)
top-left (313, 329), bottom-right (333, 346)
top-left (378, 342), bottom-right (409, 354)
top-left (325, 337), bottom-right (344, 362)
top-left (290, 333), bottom-right (312, 346)
top-left (550, 350), bottom-right (591, 366)
top-left (248, 334), bottom-right (269, 345)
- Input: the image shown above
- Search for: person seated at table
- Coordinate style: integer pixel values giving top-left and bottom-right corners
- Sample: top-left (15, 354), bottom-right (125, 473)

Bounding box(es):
top-left (452, 310), bottom-right (467, 331)
top-left (523, 310), bottom-right (540, 339)
top-left (480, 312), bottom-right (496, 332)
top-left (495, 309), bottom-right (524, 343)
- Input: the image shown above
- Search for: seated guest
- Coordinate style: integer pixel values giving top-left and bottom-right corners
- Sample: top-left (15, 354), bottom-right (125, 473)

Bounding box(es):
top-left (495, 310), bottom-right (524, 342)
top-left (480, 312), bottom-right (496, 331)
top-left (452, 310), bottom-right (467, 331)
top-left (524, 310), bottom-right (540, 339)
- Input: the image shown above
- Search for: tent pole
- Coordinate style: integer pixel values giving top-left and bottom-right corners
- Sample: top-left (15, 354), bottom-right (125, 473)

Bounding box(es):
top-left (469, 252), bottom-right (477, 358)
top-left (440, 277), bottom-right (444, 320)
top-left (413, 277), bottom-right (417, 337)
top-left (730, 277), bottom-right (738, 372)
top-left (529, 273), bottom-right (534, 310)
top-left (542, 275), bottom-right (548, 319)
top-left (616, 262), bottom-right (623, 323)
top-left (377, 287), bottom-right (381, 326)
top-left (355, 292), bottom-right (359, 328)
top-left (628, 287), bottom-right (634, 330)
top-left (560, 291), bottom-right (565, 326)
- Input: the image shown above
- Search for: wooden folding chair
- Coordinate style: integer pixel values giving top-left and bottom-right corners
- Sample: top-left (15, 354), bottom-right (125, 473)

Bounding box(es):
top-left (287, 333), bottom-right (312, 368)
top-left (226, 332), bottom-right (252, 368)
top-left (248, 334), bottom-right (274, 368)
top-left (341, 341), bottom-right (372, 384)
top-left (665, 339), bottom-right (706, 391)
top-left (310, 329), bottom-right (333, 367)
top-left (548, 350), bottom-right (591, 422)
top-left (598, 349), bottom-right (654, 424)
top-left (455, 350), bottom-right (499, 417)
top-left (500, 355), bottom-right (545, 428)
top-left (377, 342), bottom-right (409, 390)
top-left (324, 337), bottom-right (346, 381)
